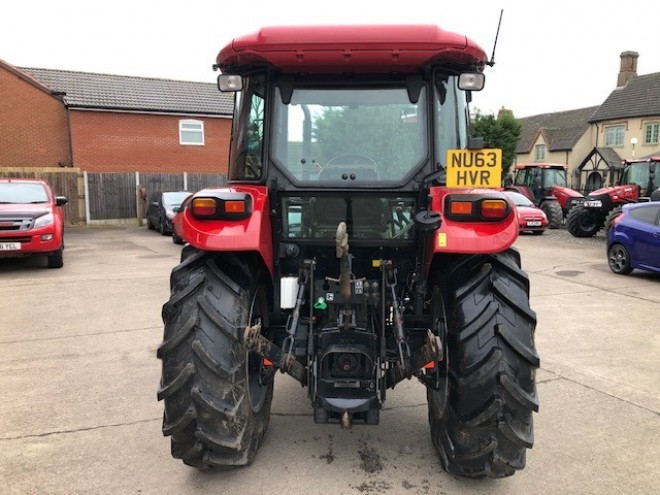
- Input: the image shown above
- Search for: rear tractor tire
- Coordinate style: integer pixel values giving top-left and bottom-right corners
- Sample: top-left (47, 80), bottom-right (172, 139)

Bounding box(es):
top-left (427, 249), bottom-right (539, 478)
top-left (604, 206), bottom-right (623, 235)
top-left (540, 200), bottom-right (562, 229)
top-left (157, 249), bottom-right (273, 468)
top-left (566, 205), bottom-right (603, 237)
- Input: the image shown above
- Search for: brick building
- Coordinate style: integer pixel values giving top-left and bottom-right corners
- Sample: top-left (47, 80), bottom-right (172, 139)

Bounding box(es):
top-left (0, 60), bottom-right (233, 174)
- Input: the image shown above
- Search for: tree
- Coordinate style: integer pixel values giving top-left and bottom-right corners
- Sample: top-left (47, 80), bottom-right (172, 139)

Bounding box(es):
top-left (471, 109), bottom-right (521, 178)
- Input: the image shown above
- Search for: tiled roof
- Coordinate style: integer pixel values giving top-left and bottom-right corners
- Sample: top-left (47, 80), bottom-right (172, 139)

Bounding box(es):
top-left (589, 72), bottom-right (660, 123)
top-left (595, 147), bottom-right (622, 168)
top-left (516, 106), bottom-right (598, 154)
top-left (20, 67), bottom-right (233, 116)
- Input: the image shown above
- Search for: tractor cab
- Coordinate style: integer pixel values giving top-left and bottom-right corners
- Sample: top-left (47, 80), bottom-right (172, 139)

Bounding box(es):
top-left (513, 163), bottom-right (569, 202)
top-left (620, 158), bottom-right (659, 199)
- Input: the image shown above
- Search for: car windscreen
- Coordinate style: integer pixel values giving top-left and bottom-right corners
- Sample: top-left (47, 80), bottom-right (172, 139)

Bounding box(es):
top-left (162, 192), bottom-right (190, 207)
top-left (506, 192), bottom-right (533, 207)
top-left (0, 183), bottom-right (49, 204)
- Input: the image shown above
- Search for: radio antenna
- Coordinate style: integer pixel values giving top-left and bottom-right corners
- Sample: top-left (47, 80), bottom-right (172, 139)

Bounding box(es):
top-left (488, 9), bottom-right (504, 67)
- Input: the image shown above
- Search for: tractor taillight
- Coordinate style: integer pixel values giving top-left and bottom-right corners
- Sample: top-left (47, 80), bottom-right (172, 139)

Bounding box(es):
top-left (224, 200), bottom-right (246, 214)
top-left (481, 199), bottom-right (508, 219)
top-left (450, 201), bottom-right (473, 216)
top-left (445, 195), bottom-right (511, 222)
top-left (189, 193), bottom-right (252, 220)
top-left (191, 198), bottom-right (217, 217)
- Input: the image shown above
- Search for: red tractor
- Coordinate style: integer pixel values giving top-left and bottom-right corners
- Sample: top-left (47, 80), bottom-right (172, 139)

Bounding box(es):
top-left (507, 163), bottom-right (584, 228)
top-left (157, 25), bottom-right (539, 478)
top-left (567, 157), bottom-right (659, 237)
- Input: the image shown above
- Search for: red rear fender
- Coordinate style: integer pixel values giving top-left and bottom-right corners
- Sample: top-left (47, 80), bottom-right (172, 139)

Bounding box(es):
top-left (180, 186), bottom-right (274, 277)
top-left (429, 186), bottom-right (518, 254)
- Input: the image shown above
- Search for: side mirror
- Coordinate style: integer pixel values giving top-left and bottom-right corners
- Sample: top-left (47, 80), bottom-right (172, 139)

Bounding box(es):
top-left (173, 206), bottom-right (181, 213)
top-left (152, 201), bottom-right (159, 207)
top-left (56, 196), bottom-right (68, 207)
top-left (218, 74), bottom-right (243, 92)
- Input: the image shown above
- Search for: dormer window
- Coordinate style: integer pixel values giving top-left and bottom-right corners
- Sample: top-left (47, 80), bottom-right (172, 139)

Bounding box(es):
top-left (534, 144), bottom-right (545, 162)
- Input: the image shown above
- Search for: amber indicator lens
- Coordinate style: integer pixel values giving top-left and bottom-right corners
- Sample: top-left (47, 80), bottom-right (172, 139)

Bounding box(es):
top-left (191, 198), bottom-right (217, 217)
top-left (481, 199), bottom-right (508, 219)
top-left (224, 200), bottom-right (246, 214)
top-left (450, 201), bottom-right (473, 215)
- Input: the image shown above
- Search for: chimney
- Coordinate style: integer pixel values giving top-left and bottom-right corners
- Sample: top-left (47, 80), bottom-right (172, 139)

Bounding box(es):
top-left (617, 51), bottom-right (639, 87)
top-left (497, 106), bottom-right (513, 120)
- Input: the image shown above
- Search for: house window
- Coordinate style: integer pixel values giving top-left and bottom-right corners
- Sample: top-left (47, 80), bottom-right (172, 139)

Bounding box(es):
top-left (534, 144), bottom-right (545, 162)
top-left (644, 123), bottom-right (659, 145)
top-left (179, 120), bottom-right (204, 145)
top-left (605, 125), bottom-right (625, 147)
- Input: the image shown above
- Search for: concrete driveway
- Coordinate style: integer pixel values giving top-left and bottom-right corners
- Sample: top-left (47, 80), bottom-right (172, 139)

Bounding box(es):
top-left (0, 226), bottom-right (658, 495)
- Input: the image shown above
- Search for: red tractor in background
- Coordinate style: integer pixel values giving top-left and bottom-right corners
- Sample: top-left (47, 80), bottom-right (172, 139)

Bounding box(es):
top-left (157, 25), bottom-right (538, 478)
top-left (566, 157), bottom-right (659, 237)
top-left (507, 163), bottom-right (584, 229)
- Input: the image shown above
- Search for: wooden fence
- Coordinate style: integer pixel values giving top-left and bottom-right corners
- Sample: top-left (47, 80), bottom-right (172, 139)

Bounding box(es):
top-left (0, 167), bottom-right (82, 225)
top-left (0, 168), bottom-right (226, 225)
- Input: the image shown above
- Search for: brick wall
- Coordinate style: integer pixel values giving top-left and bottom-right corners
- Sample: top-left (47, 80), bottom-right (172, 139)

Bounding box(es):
top-left (69, 111), bottom-right (231, 173)
top-left (0, 66), bottom-right (70, 167)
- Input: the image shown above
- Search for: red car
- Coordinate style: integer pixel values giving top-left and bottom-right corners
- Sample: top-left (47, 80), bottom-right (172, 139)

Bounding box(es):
top-left (0, 178), bottom-right (68, 268)
top-left (504, 191), bottom-right (549, 235)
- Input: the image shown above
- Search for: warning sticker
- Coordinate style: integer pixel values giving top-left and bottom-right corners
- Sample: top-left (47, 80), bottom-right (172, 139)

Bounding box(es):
top-left (446, 149), bottom-right (502, 188)
top-left (437, 232), bottom-right (447, 248)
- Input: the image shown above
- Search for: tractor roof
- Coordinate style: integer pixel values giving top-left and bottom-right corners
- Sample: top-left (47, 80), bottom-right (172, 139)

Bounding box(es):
top-left (623, 156), bottom-right (660, 165)
top-left (515, 163), bottom-right (568, 170)
top-left (216, 25), bottom-right (487, 74)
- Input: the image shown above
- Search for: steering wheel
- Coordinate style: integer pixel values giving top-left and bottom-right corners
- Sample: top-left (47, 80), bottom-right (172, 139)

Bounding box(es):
top-left (326, 154), bottom-right (378, 167)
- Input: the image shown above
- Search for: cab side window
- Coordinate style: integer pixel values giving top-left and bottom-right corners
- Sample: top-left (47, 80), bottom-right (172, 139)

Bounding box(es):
top-left (230, 75), bottom-right (266, 180)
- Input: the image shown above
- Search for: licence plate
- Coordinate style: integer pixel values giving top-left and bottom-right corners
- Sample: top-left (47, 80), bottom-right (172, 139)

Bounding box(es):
top-left (584, 200), bottom-right (602, 207)
top-left (527, 221), bottom-right (542, 227)
top-left (0, 242), bottom-right (21, 251)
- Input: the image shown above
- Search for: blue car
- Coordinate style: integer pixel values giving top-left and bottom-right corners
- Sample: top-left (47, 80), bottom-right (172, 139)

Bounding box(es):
top-left (607, 202), bottom-right (660, 275)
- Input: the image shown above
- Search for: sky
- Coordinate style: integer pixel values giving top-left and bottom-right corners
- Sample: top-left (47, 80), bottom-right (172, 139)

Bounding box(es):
top-left (2, 0), bottom-right (659, 118)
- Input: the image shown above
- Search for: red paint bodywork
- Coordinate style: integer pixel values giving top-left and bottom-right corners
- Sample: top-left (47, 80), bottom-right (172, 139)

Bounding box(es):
top-left (429, 187), bottom-right (519, 254)
top-left (0, 179), bottom-right (65, 258)
top-left (216, 25), bottom-right (488, 74)
top-left (180, 186), bottom-right (274, 278)
top-left (588, 185), bottom-right (639, 202)
top-left (515, 205), bottom-right (549, 234)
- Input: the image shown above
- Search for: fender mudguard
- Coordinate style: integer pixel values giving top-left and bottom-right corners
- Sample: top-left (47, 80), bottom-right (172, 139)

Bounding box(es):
top-left (428, 186), bottom-right (518, 254)
top-left (179, 185), bottom-right (274, 277)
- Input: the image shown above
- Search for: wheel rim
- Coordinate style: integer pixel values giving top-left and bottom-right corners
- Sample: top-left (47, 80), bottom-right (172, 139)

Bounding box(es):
top-left (429, 286), bottom-right (449, 408)
top-left (608, 245), bottom-right (628, 273)
top-left (246, 285), bottom-right (269, 412)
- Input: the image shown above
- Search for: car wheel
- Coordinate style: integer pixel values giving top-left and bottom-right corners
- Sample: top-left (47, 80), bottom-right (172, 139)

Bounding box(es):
top-left (159, 218), bottom-right (167, 236)
top-left (607, 243), bottom-right (633, 275)
top-left (47, 246), bottom-right (64, 269)
top-left (147, 218), bottom-right (155, 230)
top-left (172, 231), bottom-right (184, 245)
